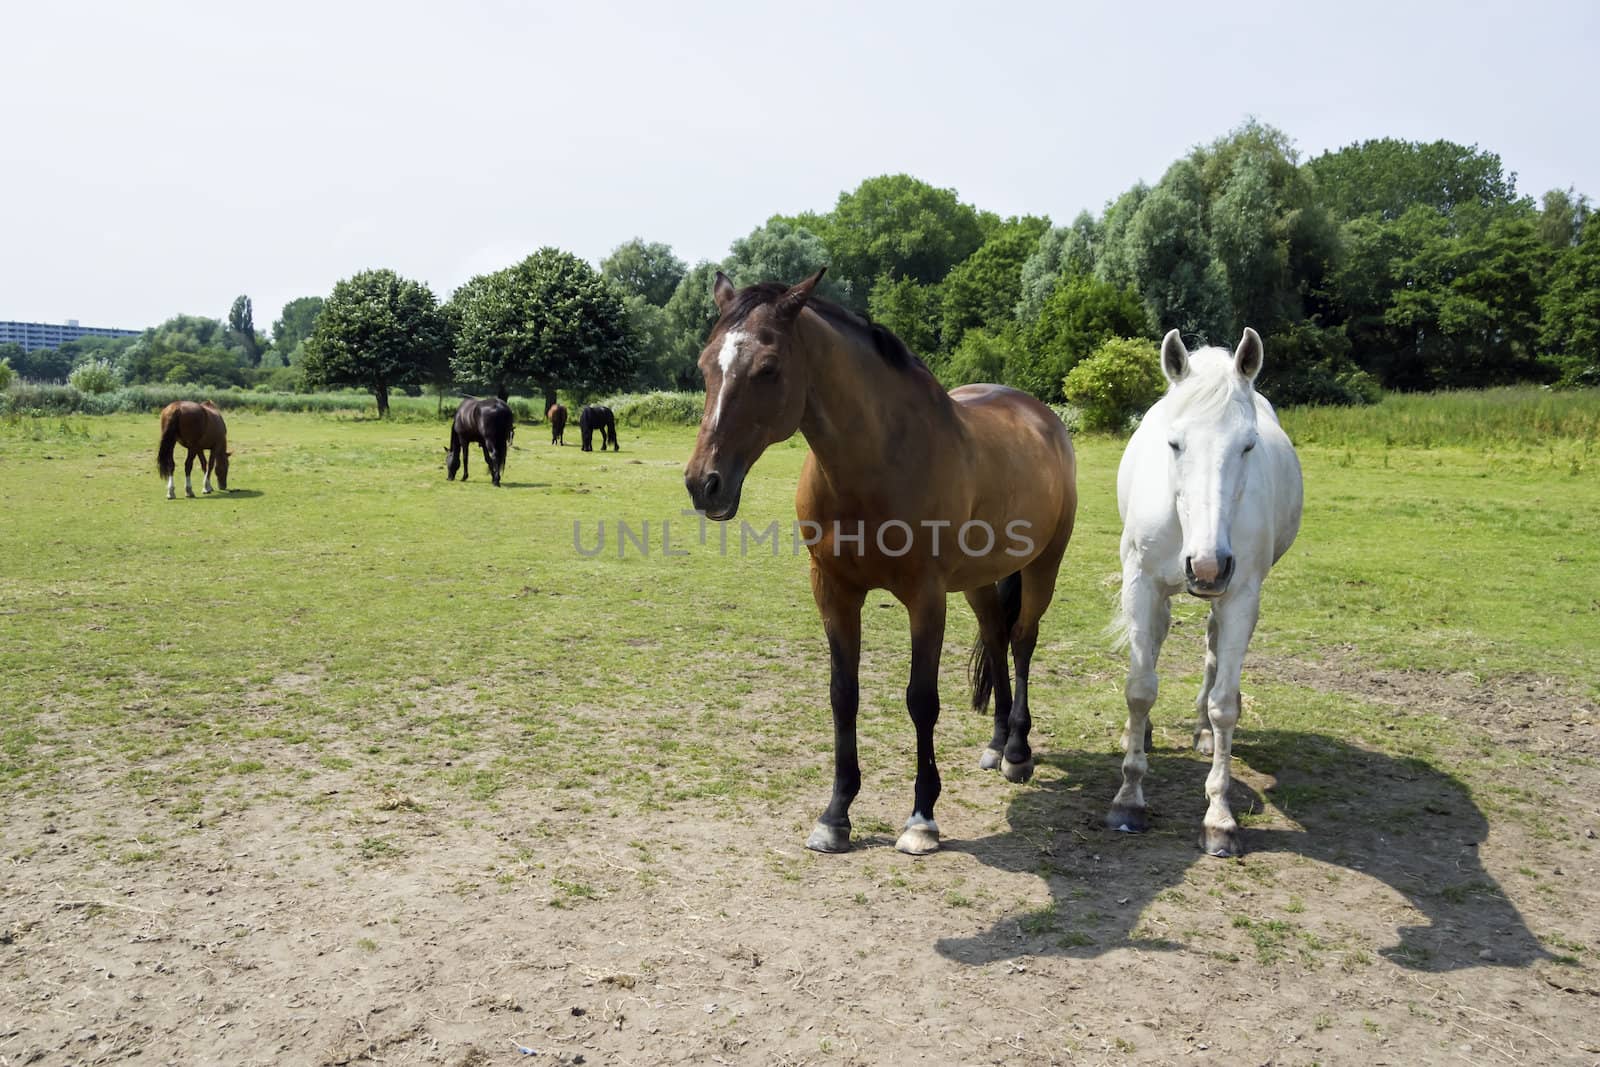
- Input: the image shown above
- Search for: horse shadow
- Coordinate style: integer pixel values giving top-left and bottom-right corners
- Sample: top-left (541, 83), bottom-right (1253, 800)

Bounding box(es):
top-left (215, 488), bottom-right (264, 498)
top-left (936, 729), bottom-right (1551, 972)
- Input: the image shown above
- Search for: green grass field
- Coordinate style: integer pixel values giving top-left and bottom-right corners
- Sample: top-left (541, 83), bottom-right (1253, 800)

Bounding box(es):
top-left (4, 402), bottom-right (1599, 1064)
top-left (2, 405), bottom-right (1597, 810)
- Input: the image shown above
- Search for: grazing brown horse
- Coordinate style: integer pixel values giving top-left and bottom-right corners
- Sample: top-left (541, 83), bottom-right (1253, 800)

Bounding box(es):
top-left (447, 396), bottom-right (515, 486)
top-left (157, 401), bottom-right (230, 500)
top-left (548, 403), bottom-right (568, 445)
top-left (685, 269), bottom-right (1077, 856)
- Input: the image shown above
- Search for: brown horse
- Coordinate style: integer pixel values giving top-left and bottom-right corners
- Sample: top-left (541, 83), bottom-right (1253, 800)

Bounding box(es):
top-left (548, 403), bottom-right (568, 445)
top-left (157, 401), bottom-right (230, 500)
top-left (685, 270), bottom-right (1077, 856)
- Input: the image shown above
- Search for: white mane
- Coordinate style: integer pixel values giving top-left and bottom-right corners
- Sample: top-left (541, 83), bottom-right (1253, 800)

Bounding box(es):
top-left (1161, 346), bottom-right (1257, 427)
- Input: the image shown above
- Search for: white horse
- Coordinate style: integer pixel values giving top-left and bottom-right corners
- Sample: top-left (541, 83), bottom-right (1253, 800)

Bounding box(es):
top-left (1110, 327), bottom-right (1303, 856)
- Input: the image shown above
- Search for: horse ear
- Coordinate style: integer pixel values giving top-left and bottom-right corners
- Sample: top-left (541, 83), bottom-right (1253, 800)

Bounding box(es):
top-left (1235, 327), bottom-right (1263, 382)
top-left (1160, 329), bottom-right (1190, 384)
top-left (713, 271), bottom-right (737, 313)
top-left (776, 267), bottom-right (826, 321)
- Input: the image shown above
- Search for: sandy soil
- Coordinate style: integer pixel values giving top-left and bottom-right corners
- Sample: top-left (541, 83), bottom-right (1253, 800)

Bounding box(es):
top-left (4, 655), bottom-right (1599, 1066)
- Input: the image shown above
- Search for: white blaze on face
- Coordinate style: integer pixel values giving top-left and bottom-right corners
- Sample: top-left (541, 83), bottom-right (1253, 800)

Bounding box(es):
top-left (710, 329), bottom-right (749, 430)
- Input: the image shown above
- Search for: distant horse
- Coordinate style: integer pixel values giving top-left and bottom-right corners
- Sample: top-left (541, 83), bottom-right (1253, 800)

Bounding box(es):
top-left (579, 405), bottom-right (618, 451)
top-left (685, 270), bottom-right (1077, 856)
top-left (1109, 328), bottom-right (1303, 856)
top-left (157, 400), bottom-right (230, 500)
top-left (548, 403), bottom-right (568, 445)
top-left (447, 396), bottom-right (515, 486)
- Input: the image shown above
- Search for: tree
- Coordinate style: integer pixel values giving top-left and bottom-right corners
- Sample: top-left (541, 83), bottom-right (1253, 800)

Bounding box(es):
top-left (301, 269), bottom-right (450, 416)
top-left (1017, 211), bottom-right (1102, 322)
top-left (1381, 204), bottom-right (1551, 389)
top-left (1306, 138), bottom-right (1519, 222)
top-left (722, 218), bottom-right (843, 298)
top-left (658, 262), bottom-right (722, 392)
top-left (122, 315), bottom-right (248, 387)
top-left (228, 295), bottom-right (262, 366)
top-left (811, 174), bottom-right (986, 299)
top-left (1541, 214), bottom-right (1600, 386)
top-left (937, 216), bottom-right (1050, 349)
top-left (1539, 187), bottom-right (1593, 250)
top-left (449, 248), bottom-right (637, 409)
top-left (601, 239), bottom-right (687, 307)
top-left (1099, 160), bottom-right (1233, 343)
top-left (1009, 274), bottom-right (1150, 402)
top-left (272, 296), bottom-right (326, 362)
top-left (868, 274), bottom-right (942, 360)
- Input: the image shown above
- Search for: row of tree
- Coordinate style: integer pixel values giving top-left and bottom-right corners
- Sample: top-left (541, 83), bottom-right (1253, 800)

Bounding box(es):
top-left (8, 122), bottom-right (1596, 411)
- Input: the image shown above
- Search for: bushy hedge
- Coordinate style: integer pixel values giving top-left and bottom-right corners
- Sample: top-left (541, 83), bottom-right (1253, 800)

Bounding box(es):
top-left (596, 390), bottom-right (704, 426)
top-left (0, 382), bottom-right (539, 421)
top-left (1061, 337), bottom-right (1166, 433)
top-left (68, 359), bottom-right (121, 394)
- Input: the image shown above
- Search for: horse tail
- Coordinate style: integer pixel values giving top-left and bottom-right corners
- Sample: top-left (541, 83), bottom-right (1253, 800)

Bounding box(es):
top-left (157, 406), bottom-right (180, 478)
top-left (969, 571), bottom-right (1023, 711)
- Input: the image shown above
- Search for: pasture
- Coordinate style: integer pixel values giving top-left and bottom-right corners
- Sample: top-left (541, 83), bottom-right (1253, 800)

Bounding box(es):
top-left (2, 405), bottom-right (1598, 1065)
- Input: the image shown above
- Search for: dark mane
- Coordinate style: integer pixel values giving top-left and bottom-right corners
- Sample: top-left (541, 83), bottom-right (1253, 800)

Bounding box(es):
top-left (718, 281), bottom-right (926, 374)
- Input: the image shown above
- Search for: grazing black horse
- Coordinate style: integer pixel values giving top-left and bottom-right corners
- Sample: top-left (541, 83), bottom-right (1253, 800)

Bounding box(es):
top-left (447, 396), bottom-right (515, 486)
top-left (579, 405), bottom-right (618, 452)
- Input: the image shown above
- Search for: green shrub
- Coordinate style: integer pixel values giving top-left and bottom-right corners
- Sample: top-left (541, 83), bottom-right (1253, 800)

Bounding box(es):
top-left (597, 391), bottom-right (704, 426)
top-left (935, 327), bottom-right (1018, 390)
top-left (68, 359), bottom-right (122, 394)
top-left (0, 358), bottom-right (13, 392)
top-left (1062, 337), bottom-right (1165, 433)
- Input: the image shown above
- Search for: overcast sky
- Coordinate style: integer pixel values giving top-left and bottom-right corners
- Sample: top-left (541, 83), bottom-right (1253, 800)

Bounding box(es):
top-left (4, 0), bottom-right (1597, 333)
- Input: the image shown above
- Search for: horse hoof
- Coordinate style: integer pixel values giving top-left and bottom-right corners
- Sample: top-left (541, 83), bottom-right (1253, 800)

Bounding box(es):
top-left (185, 489), bottom-right (195, 498)
top-left (1001, 757), bottom-right (1034, 784)
top-left (1106, 806), bottom-right (1149, 834)
top-left (895, 816), bottom-right (940, 856)
top-left (805, 821), bottom-right (851, 853)
top-left (1200, 825), bottom-right (1243, 857)
top-left (978, 747), bottom-right (1002, 771)
top-left (165, 492), bottom-right (175, 501)
top-left (1194, 730), bottom-right (1214, 756)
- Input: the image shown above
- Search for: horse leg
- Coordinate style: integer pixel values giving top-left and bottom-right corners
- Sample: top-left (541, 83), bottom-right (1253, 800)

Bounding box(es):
top-left (1109, 572), bottom-right (1171, 834)
top-left (183, 449), bottom-right (197, 497)
top-left (1194, 611), bottom-right (1221, 755)
top-left (897, 586), bottom-right (947, 855)
top-left (805, 571), bottom-right (865, 854)
top-left (200, 449), bottom-right (214, 494)
top-left (481, 442), bottom-right (497, 486)
top-left (1001, 556), bottom-right (1063, 783)
top-left (461, 443), bottom-right (469, 481)
top-left (1199, 589), bottom-right (1261, 857)
top-left (963, 584), bottom-right (1013, 771)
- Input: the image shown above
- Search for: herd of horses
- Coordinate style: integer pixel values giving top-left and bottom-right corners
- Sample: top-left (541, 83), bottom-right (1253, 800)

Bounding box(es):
top-left (156, 267), bottom-right (1303, 860)
top-left (154, 398), bottom-right (621, 497)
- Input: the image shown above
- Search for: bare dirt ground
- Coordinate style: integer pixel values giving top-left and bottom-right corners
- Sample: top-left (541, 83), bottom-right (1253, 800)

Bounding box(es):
top-left (5, 654), bottom-right (1599, 1067)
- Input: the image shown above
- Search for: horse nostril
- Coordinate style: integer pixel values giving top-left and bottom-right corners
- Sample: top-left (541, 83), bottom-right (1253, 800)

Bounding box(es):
top-left (704, 471), bottom-right (722, 499)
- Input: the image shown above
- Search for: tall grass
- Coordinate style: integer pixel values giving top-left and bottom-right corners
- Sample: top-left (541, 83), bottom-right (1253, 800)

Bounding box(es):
top-left (1282, 387), bottom-right (1600, 449)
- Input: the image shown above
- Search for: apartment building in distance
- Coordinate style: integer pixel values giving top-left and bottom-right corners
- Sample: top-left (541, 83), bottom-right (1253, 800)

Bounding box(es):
top-left (0, 319), bottom-right (143, 352)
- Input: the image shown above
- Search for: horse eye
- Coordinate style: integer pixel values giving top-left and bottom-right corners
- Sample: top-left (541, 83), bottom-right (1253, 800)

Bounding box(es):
top-left (1242, 440), bottom-right (1256, 454)
top-left (1167, 440), bottom-right (1181, 453)
top-left (754, 363), bottom-right (780, 380)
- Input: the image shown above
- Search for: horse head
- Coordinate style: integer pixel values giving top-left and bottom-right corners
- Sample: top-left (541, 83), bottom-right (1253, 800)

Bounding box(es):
top-left (684, 268), bottom-right (825, 520)
top-left (1159, 327), bottom-right (1265, 599)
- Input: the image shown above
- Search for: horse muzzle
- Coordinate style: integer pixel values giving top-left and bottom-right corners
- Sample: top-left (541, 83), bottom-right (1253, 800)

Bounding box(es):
top-left (684, 464), bottom-right (745, 522)
top-left (1184, 553), bottom-right (1235, 598)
